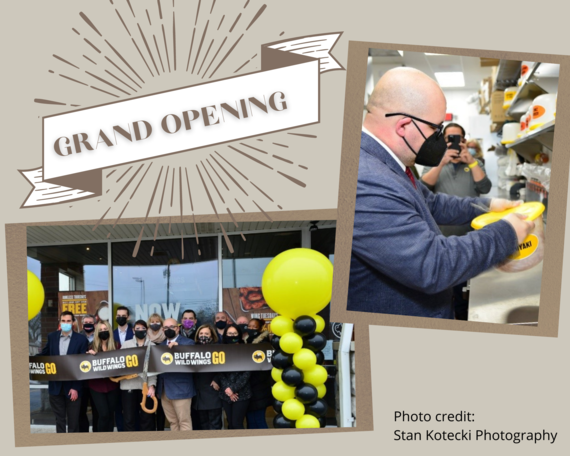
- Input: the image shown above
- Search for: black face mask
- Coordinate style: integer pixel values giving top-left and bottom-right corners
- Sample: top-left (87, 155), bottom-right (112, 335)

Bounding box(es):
top-left (150, 324), bottom-right (162, 332)
top-left (198, 336), bottom-right (212, 345)
top-left (246, 329), bottom-right (259, 338)
top-left (223, 335), bottom-right (240, 344)
top-left (99, 331), bottom-right (110, 341)
top-left (238, 324), bottom-right (248, 332)
top-left (116, 316), bottom-right (128, 326)
top-left (135, 330), bottom-right (147, 340)
top-left (215, 320), bottom-right (227, 330)
top-left (386, 113), bottom-right (447, 167)
top-left (164, 328), bottom-right (177, 339)
top-left (83, 324), bottom-right (95, 333)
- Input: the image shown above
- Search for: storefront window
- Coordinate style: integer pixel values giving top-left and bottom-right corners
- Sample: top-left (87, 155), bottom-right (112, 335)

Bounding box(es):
top-left (222, 231), bottom-right (302, 321)
top-left (112, 237), bottom-right (218, 326)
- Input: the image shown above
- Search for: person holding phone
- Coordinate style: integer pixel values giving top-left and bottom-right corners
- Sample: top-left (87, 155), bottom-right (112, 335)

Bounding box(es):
top-left (420, 123), bottom-right (492, 236)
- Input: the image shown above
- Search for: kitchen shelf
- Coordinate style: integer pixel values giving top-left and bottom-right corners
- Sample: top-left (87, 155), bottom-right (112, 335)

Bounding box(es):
top-left (506, 120), bottom-right (555, 161)
top-left (493, 59), bottom-right (521, 91)
top-left (506, 63), bottom-right (559, 118)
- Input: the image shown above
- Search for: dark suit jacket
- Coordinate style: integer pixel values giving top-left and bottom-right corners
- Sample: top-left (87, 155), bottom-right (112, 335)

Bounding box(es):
top-left (157, 335), bottom-right (196, 400)
top-left (113, 325), bottom-right (134, 349)
top-left (347, 131), bottom-right (518, 318)
top-left (40, 330), bottom-right (89, 396)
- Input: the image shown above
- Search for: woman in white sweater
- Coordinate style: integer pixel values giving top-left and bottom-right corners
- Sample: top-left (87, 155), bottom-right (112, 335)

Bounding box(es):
top-left (120, 320), bottom-right (157, 432)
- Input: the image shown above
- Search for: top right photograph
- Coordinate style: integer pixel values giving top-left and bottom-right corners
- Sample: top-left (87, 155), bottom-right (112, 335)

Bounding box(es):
top-left (346, 49), bottom-right (560, 326)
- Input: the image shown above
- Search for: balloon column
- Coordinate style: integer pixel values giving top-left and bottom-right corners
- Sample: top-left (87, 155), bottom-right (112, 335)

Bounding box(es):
top-left (28, 271), bottom-right (45, 321)
top-left (262, 248), bottom-right (333, 429)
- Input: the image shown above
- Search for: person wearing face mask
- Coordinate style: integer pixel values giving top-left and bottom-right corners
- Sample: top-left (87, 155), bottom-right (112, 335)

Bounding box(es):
top-left (180, 309), bottom-right (198, 340)
top-left (40, 311), bottom-right (89, 433)
top-left (87, 320), bottom-right (120, 432)
top-left (236, 316), bottom-right (249, 341)
top-left (348, 67), bottom-right (535, 319)
top-left (421, 123), bottom-right (492, 237)
top-left (214, 311), bottom-right (229, 343)
top-left (218, 324), bottom-right (252, 429)
top-left (244, 319), bottom-right (272, 429)
top-left (156, 318), bottom-right (196, 431)
top-left (78, 314), bottom-right (99, 432)
top-left (119, 320), bottom-right (157, 432)
top-left (113, 306), bottom-right (133, 349)
top-left (192, 324), bottom-right (223, 430)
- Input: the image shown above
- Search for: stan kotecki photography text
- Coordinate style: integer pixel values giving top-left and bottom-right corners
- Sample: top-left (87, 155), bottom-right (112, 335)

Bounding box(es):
top-left (393, 411), bottom-right (558, 444)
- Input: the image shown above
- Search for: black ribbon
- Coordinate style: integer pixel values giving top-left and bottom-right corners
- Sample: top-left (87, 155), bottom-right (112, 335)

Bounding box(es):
top-left (30, 344), bottom-right (273, 381)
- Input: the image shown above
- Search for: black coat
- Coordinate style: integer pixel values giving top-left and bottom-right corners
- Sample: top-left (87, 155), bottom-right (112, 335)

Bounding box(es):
top-left (247, 331), bottom-right (274, 411)
top-left (218, 371), bottom-right (251, 403)
top-left (193, 372), bottom-right (222, 411)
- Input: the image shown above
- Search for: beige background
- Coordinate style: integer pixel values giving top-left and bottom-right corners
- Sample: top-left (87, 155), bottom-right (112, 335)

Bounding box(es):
top-left (2, 0), bottom-right (570, 454)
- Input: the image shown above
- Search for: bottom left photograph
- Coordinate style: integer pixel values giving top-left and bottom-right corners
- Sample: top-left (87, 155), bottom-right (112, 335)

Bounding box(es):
top-left (22, 219), bottom-right (358, 438)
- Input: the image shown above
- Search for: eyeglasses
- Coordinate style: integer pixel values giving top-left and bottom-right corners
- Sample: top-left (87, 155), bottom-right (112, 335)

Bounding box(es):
top-left (385, 112), bottom-right (444, 139)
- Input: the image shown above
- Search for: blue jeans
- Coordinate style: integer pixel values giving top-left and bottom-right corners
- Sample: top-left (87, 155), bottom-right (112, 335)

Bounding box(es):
top-left (246, 408), bottom-right (268, 429)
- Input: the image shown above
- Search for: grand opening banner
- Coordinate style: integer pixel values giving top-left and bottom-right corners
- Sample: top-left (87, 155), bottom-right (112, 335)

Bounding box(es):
top-left (21, 33), bottom-right (342, 207)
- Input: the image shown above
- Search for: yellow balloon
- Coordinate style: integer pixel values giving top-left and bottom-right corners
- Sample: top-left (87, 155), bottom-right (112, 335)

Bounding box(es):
top-left (262, 249), bottom-right (333, 319)
top-left (271, 316), bottom-right (294, 337)
top-left (303, 365), bottom-right (327, 386)
top-left (279, 332), bottom-right (303, 354)
top-left (28, 271), bottom-right (45, 321)
top-left (271, 368), bottom-right (283, 383)
top-left (282, 398), bottom-right (305, 421)
top-left (316, 384), bottom-right (327, 399)
top-left (311, 315), bottom-right (326, 333)
top-left (295, 414), bottom-right (320, 429)
top-left (272, 381), bottom-right (296, 402)
top-left (293, 348), bottom-right (317, 370)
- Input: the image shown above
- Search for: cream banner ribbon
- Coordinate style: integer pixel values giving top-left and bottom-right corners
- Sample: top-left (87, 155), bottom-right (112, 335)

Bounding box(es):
top-left (21, 33), bottom-right (343, 208)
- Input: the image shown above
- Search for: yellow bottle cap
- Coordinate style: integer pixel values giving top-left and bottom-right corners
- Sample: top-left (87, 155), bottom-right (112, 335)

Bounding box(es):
top-left (471, 202), bottom-right (545, 230)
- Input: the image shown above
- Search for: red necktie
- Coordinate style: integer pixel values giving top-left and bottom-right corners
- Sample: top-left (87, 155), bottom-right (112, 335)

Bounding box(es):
top-left (405, 167), bottom-right (417, 189)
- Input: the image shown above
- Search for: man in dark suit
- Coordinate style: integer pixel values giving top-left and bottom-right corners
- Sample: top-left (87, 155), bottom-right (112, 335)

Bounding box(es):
top-left (157, 318), bottom-right (196, 430)
top-left (40, 311), bottom-right (89, 433)
top-left (78, 314), bottom-right (98, 432)
top-left (348, 67), bottom-right (535, 319)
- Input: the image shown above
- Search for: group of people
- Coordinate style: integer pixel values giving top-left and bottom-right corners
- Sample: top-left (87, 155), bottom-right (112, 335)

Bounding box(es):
top-left (40, 307), bottom-right (273, 433)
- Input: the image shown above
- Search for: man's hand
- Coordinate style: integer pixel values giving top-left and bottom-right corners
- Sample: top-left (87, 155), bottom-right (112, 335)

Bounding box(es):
top-left (147, 385), bottom-right (156, 398)
top-left (489, 198), bottom-right (523, 212)
top-left (210, 380), bottom-right (220, 391)
top-left (458, 143), bottom-right (476, 165)
top-left (504, 213), bottom-right (535, 244)
top-left (68, 389), bottom-right (79, 401)
top-left (168, 341), bottom-right (178, 349)
top-left (440, 148), bottom-right (460, 166)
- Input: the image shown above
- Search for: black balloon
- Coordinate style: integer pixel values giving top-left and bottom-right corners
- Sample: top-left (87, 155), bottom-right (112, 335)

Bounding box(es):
top-left (317, 416), bottom-right (327, 428)
top-left (273, 414), bottom-right (296, 428)
top-left (273, 399), bottom-right (284, 414)
top-left (271, 350), bottom-right (293, 369)
top-left (270, 335), bottom-right (281, 350)
top-left (306, 399), bottom-right (328, 417)
top-left (315, 351), bottom-right (325, 365)
top-left (295, 383), bottom-right (318, 404)
top-left (281, 366), bottom-right (304, 387)
top-left (303, 332), bottom-right (327, 352)
top-left (293, 316), bottom-right (317, 337)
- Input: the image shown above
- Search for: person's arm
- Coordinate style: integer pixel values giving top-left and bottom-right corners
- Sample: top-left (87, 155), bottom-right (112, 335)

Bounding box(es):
top-left (459, 148), bottom-right (492, 194)
top-left (352, 174), bottom-right (523, 295)
top-left (420, 148), bottom-right (458, 188)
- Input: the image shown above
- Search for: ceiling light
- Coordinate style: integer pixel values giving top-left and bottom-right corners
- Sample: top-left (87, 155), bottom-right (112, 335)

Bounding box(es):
top-left (425, 53), bottom-right (447, 56)
top-left (434, 72), bottom-right (465, 88)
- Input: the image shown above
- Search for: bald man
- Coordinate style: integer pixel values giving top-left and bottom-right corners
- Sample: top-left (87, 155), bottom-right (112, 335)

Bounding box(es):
top-left (156, 318), bottom-right (196, 430)
top-left (347, 67), bottom-right (534, 319)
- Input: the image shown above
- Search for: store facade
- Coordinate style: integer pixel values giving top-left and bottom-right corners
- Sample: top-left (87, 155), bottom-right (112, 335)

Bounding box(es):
top-left (27, 221), bottom-right (338, 427)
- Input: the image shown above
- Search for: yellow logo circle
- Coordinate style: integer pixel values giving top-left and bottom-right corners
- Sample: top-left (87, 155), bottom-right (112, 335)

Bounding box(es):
top-left (161, 352), bottom-right (173, 365)
top-left (509, 234), bottom-right (539, 260)
top-left (252, 350), bottom-right (265, 363)
top-left (79, 360), bottom-right (92, 373)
